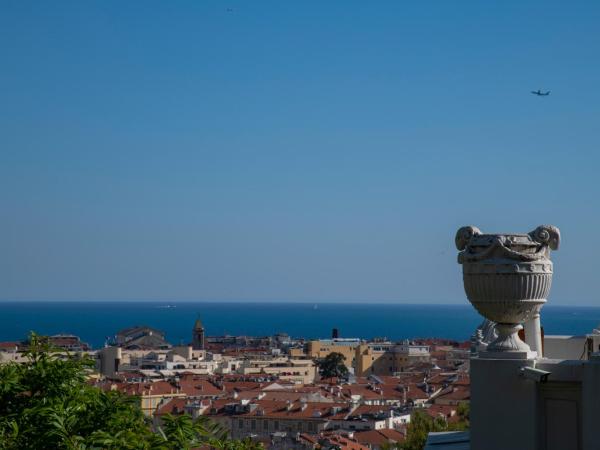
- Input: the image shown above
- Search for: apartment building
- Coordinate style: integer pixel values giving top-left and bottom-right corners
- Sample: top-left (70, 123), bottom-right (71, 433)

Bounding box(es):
top-left (207, 400), bottom-right (351, 439)
top-left (236, 357), bottom-right (317, 384)
top-left (306, 338), bottom-right (361, 369)
top-left (355, 340), bottom-right (430, 376)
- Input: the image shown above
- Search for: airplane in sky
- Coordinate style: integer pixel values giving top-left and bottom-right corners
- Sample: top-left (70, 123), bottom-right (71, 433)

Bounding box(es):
top-left (531, 90), bottom-right (551, 96)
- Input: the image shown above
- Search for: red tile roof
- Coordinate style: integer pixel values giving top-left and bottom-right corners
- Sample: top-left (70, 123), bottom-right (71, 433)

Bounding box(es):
top-left (0, 342), bottom-right (20, 350)
top-left (298, 433), bottom-right (319, 445)
top-left (378, 429), bottom-right (406, 441)
top-left (155, 397), bottom-right (188, 416)
top-left (101, 377), bottom-right (228, 398)
top-left (222, 381), bottom-right (264, 392)
top-left (432, 386), bottom-right (470, 402)
top-left (348, 404), bottom-right (397, 417)
top-left (325, 434), bottom-right (371, 450)
top-left (354, 429), bottom-right (405, 446)
top-left (179, 378), bottom-right (224, 397)
top-left (106, 380), bottom-right (183, 396)
top-left (206, 399), bottom-right (350, 420)
top-left (424, 404), bottom-right (457, 419)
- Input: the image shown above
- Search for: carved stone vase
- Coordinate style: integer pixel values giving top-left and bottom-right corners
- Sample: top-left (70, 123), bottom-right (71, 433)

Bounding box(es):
top-left (456, 225), bottom-right (560, 358)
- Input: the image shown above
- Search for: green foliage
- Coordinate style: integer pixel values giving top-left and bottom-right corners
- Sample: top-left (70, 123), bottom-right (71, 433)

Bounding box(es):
top-left (455, 402), bottom-right (469, 428)
top-left (397, 406), bottom-right (470, 450)
top-left (316, 352), bottom-right (349, 379)
top-left (400, 410), bottom-right (447, 450)
top-left (206, 437), bottom-right (264, 450)
top-left (0, 333), bottom-right (263, 450)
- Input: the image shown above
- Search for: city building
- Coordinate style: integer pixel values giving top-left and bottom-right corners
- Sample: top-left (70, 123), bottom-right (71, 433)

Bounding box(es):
top-left (102, 373), bottom-right (225, 416)
top-left (115, 326), bottom-right (171, 350)
top-left (1, 319), bottom-right (469, 448)
top-left (355, 340), bottom-right (430, 376)
top-left (306, 338), bottom-right (361, 369)
top-left (180, 399), bottom-right (341, 439)
top-left (46, 334), bottom-right (91, 352)
top-left (236, 356), bottom-right (317, 384)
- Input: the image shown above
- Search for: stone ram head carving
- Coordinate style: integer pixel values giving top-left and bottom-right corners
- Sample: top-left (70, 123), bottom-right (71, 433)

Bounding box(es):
top-left (455, 225), bottom-right (481, 251)
top-left (529, 225), bottom-right (560, 250)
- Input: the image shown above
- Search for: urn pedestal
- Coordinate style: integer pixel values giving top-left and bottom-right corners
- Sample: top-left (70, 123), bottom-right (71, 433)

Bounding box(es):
top-left (456, 225), bottom-right (560, 359)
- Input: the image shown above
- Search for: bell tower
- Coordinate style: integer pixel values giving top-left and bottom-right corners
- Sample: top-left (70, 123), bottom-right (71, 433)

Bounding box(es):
top-left (192, 317), bottom-right (205, 350)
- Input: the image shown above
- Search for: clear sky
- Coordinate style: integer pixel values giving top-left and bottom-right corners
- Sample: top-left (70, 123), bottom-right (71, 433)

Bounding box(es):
top-left (1, 1), bottom-right (599, 305)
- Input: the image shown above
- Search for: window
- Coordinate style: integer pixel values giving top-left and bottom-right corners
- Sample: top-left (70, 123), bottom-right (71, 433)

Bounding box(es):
top-left (251, 420), bottom-right (256, 430)
top-left (274, 421), bottom-right (279, 430)
top-left (238, 419), bottom-right (243, 428)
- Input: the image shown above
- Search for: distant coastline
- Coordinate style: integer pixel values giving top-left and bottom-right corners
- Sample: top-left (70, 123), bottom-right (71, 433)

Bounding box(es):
top-left (0, 298), bottom-right (598, 306)
top-left (1, 301), bottom-right (599, 349)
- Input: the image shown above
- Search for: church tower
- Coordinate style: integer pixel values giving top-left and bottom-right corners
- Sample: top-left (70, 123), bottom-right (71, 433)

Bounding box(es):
top-left (192, 317), bottom-right (205, 350)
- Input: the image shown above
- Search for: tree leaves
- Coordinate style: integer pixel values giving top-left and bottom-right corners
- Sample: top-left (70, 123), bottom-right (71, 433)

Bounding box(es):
top-left (395, 407), bottom-right (470, 450)
top-left (316, 352), bottom-right (349, 380)
top-left (0, 332), bottom-right (263, 450)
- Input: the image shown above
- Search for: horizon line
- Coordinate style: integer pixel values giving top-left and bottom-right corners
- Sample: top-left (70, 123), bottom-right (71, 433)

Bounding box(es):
top-left (0, 299), bottom-right (597, 308)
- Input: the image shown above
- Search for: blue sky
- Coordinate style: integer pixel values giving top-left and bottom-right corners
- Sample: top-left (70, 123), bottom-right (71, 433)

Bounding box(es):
top-left (1, 1), bottom-right (599, 304)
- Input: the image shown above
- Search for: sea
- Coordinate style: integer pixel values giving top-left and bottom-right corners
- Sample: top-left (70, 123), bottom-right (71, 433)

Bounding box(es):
top-left (0, 301), bottom-right (599, 349)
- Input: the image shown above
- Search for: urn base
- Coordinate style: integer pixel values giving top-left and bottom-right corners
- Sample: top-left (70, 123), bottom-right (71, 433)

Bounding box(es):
top-left (481, 323), bottom-right (538, 360)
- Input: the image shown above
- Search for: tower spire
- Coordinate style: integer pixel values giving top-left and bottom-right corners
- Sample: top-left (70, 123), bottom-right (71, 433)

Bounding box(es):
top-left (192, 315), bottom-right (205, 350)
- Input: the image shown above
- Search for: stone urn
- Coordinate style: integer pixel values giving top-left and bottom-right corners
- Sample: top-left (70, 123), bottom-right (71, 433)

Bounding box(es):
top-left (456, 225), bottom-right (560, 358)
